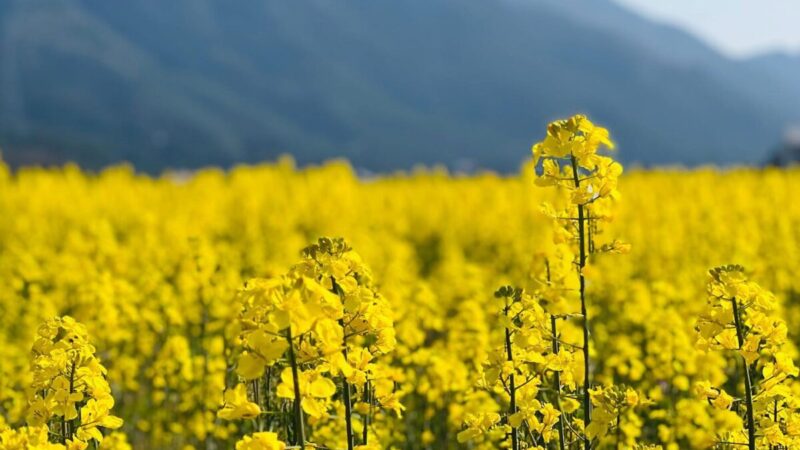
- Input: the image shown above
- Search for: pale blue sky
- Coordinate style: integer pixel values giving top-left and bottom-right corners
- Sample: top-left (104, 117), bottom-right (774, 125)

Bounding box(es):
top-left (612, 0), bottom-right (800, 58)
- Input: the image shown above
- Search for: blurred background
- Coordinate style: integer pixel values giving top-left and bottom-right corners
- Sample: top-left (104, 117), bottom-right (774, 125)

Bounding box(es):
top-left (0, 0), bottom-right (799, 173)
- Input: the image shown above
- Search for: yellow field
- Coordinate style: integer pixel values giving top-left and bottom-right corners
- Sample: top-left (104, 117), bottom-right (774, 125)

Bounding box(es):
top-left (2, 131), bottom-right (800, 449)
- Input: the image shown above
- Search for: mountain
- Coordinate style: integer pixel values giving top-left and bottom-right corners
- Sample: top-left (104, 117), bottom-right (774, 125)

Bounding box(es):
top-left (743, 52), bottom-right (800, 103)
top-left (0, 0), bottom-right (798, 173)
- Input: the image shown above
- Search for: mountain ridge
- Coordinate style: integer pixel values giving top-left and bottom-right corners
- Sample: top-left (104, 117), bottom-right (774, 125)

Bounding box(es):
top-left (0, 0), bottom-right (797, 172)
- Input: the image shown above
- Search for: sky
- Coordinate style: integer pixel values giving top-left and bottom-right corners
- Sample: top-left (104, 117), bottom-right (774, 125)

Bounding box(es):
top-left (612, 0), bottom-right (800, 58)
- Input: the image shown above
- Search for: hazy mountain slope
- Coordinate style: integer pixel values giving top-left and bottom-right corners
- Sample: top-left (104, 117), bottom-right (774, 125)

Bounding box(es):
top-left (0, 0), bottom-right (797, 172)
top-left (540, 0), bottom-right (799, 126)
top-left (743, 52), bottom-right (800, 109)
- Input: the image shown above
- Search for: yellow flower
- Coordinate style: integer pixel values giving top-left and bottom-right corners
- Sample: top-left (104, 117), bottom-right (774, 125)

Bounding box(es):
top-left (75, 398), bottom-right (124, 443)
top-left (235, 432), bottom-right (286, 450)
top-left (66, 439), bottom-right (88, 450)
top-left (275, 368), bottom-right (336, 419)
top-left (457, 413), bottom-right (501, 443)
top-left (711, 390), bottom-right (733, 410)
top-left (217, 384), bottom-right (261, 421)
top-left (0, 426), bottom-right (64, 450)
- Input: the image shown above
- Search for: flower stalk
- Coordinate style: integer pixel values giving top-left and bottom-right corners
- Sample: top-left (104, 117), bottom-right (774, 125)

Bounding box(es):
top-left (570, 154), bottom-right (592, 450)
top-left (362, 381), bottom-right (371, 445)
top-left (551, 316), bottom-right (567, 450)
top-left (286, 329), bottom-right (306, 449)
top-left (731, 296), bottom-right (756, 450)
top-left (504, 298), bottom-right (520, 450)
top-left (340, 317), bottom-right (355, 450)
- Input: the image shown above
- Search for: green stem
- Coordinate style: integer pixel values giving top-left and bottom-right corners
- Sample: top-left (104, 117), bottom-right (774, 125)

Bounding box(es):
top-left (61, 415), bottom-right (68, 445)
top-left (362, 381), bottom-right (371, 445)
top-left (732, 297), bottom-right (756, 450)
top-left (504, 301), bottom-right (519, 450)
top-left (264, 366), bottom-right (272, 422)
top-left (67, 359), bottom-right (77, 443)
top-left (570, 155), bottom-right (592, 450)
top-left (252, 379), bottom-right (262, 431)
top-left (339, 318), bottom-right (355, 450)
top-left (331, 275), bottom-right (356, 450)
top-left (551, 316), bottom-right (567, 450)
top-left (286, 329), bottom-right (306, 449)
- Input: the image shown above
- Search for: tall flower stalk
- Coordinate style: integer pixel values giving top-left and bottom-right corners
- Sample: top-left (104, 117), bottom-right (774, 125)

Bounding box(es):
top-left (27, 316), bottom-right (124, 448)
top-left (730, 294), bottom-right (756, 450)
top-left (503, 292), bottom-right (520, 450)
top-left (531, 114), bottom-right (626, 449)
top-left (550, 316), bottom-right (567, 450)
top-left (696, 265), bottom-right (799, 449)
top-left (570, 153), bottom-right (592, 442)
top-left (458, 286), bottom-right (567, 448)
top-left (285, 328), bottom-right (306, 449)
top-left (219, 237), bottom-right (400, 450)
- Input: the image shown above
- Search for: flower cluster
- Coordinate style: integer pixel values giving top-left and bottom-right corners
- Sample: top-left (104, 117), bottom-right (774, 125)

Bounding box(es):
top-left (586, 385), bottom-right (645, 446)
top-left (533, 114), bottom-right (628, 255)
top-left (234, 431), bottom-right (286, 450)
top-left (0, 317), bottom-right (125, 450)
top-left (0, 426), bottom-right (63, 450)
top-left (220, 237), bottom-right (400, 449)
top-left (458, 286), bottom-right (568, 447)
top-left (533, 115), bottom-right (620, 204)
top-left (27, 316), bottom-right (123, 448)
top-left (695, 265), bottom-right (800, 448)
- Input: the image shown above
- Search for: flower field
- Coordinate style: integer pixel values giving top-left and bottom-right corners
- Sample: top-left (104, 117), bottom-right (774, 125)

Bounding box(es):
top-left (2, 117), bottom-right (800, 449)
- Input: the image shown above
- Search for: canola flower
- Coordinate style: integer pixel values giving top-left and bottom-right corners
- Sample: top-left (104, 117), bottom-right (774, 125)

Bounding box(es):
top-left (0, 316), bottom-right (123, 450)
top-left (28, 316), bottom-right (123, 448)
top-left (530, 115), bottom-right (628, 450)
top-left (220, 237), bottom-right (399, 449)
top-left (3, 117), bottom-right (800, 449)
top-left (234, 431), bottom-right (285, 450)
top-left (457, 285), bottom-right (577, 449)
top-left (695, 265), bottom-right (800, 449)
